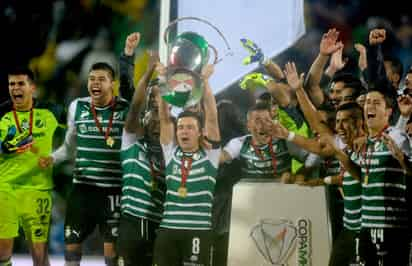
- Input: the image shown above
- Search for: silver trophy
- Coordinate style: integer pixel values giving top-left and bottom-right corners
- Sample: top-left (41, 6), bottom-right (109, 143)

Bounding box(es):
top-left (160, 17), bottom-right (232, 108)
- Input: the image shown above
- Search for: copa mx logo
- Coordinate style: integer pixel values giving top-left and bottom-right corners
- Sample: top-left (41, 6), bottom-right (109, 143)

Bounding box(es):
top-left (296, 218), bottom-right (311, 266)
top-left (250, 217), bottom-right (311, 265)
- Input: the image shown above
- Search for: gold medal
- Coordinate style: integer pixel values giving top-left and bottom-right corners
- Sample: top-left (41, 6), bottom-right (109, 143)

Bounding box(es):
top-left (106, 136), bottom-right (115, 147)
top-left (178, 187), bottom-right (187, 198)
top-left (364, 175), bottom-right (368, 185)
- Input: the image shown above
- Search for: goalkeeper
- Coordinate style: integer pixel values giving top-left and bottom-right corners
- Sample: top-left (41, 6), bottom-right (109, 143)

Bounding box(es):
top-left (0, 67), bottom-right (65, 266)
top-left (240, 38), bottom-right (312, 174)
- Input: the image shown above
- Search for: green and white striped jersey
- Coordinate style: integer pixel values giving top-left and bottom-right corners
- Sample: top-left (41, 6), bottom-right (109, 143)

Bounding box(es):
top-left (224, 135), bottom-right (307, 179)
top-left (351, 127), bottom-right (411, 229)
top-left (120, 131), bottom-right (165, 223)
top-left (342, 170), bottom-right (362, 231)
top-left (53, 97), bottom-right (128, 188)
top-left (160, 142), bottom-right (220, 230)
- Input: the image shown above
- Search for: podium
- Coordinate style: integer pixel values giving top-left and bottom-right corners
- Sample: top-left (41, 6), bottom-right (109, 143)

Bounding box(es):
top-left (228, 180), bottom-right (331, 266)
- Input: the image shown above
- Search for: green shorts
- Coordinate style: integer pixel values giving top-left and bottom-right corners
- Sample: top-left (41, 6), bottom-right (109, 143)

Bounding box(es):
top-left (0, 187), bottom-right (52, 243)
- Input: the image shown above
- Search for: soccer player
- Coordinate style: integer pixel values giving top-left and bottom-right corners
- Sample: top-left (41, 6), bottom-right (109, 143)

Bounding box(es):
top-left (0, 67), bottom-right (65, 266)
top-left (152, 63), bottom-right (221, 266)
top-left (271, 102), bottom-right (365, 266)
top-left (328, 88), bottom-right (412, 265)
top-left (116, 32), bottom-right (165, 266)
top-left (219, 101), bottom-right (309, 182)
top-left (39, 62), bottom-right (129, 266)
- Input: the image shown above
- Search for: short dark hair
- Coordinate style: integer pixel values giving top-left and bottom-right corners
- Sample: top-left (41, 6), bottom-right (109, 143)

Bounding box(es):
top-left (366, 87), bottom-right (394, 109)
top-left (343, 79), bottom-right (367, 99)
top-left (384, 55), bottom-right (403, 78)
top-left (8, 66), bottom-right (35, 82)
top-left (89, 62), bottom-right (116, 80)
top-left (247, 102), bottom-right (271, 119)
top-left (337, 102), bottom-right (363, 120)
top-left (177, 110), bottom-right (204, 129)
top-left (257, 92), bottom-right (272, 103)
top-left (331, 71), bottom-right (357, 84)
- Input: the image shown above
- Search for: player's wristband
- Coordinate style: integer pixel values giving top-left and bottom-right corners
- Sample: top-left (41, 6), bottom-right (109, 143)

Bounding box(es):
top-left (324, 176), bottom-right (332, 185)
top-left (287, 131), bottom-right (295, 141)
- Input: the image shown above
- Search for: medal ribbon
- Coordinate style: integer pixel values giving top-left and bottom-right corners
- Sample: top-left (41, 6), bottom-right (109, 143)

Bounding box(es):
top-left (362, 125), bottom-right (389, 179)
top-left (12, 107), bottom-right (33, 135)
top-left (90, 98), bottom-right (116, 141)
top-left (180, 155), bottom-right (193, 188)
top-left (252, 137), bottom-right (277, 177)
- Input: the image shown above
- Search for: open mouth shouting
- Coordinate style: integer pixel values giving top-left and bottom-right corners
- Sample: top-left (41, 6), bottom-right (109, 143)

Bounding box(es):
top-left (12, 91), bottom-right (24, 104)
top-left (367, 112), bottom-right (376, 121)
top-left (180, 136), bottom-right (190, 144)
top-left (91, 87), bottom-right (102, 97)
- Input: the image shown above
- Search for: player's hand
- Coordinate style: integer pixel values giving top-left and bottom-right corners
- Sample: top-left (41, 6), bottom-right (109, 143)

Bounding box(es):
top-left (124, 32), bottom-right (141, 56)
top-left (298, 178), bottom-right (324, 187)
top-left (319, 28), bottom-right (343, 56)
top-left (369, 29), bottom-right (386, 46)
top-left (201, 64), bottom-right (214, 80)
top-left (280, 172), bottom-right (294, 184)
top-left (397, 94), bottom-right (412, 118)
top-left (155, 62), bottom-right (167, 77)
top-left (239, 72), bottom-right (273, 90)
top-left (354, 43), bottom-right (367, 71)
top-left (147, 50), bottom-right (160, 70)
top-left (382, 133), bottom-right (404, 164)
top-left (327, 45), bottom-right (346, 74)
top-left (284, 62), bottom-right (304, 91)
top-left (263, 61), bottom-right (285, 80)
top-left (268, 121), bottom-right (289, 140)
top-left (38, 156), bottom-right (54, 169)
top-left (353, 135), bottom-right (367, 153)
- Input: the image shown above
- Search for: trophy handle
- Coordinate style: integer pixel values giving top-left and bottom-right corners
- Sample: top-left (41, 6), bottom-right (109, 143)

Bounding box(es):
top-left (163, 16), bottom-right (232, 63)
top-left (208, 44), bottom-right (218, 65)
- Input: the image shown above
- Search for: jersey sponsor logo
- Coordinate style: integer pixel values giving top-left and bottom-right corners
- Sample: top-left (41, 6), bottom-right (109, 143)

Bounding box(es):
top-left (80, 108), bottom-right (90, 120)
top-left (252, 161), bottom-right (273, 168)
top-left (77, 124), bottom-right (120, 134)
top-left (250, 219), bottom-right (297, 265)
top-left (113, 111), bottom-right (124, 121)
top-left (21, 119), bottom-right (29, 131)
top-left (172, 165), bottom-right (205, 176)
top-left (65, 226), bottom-right (81, 238)
top-left (34, 228), bottom-right (44, 237)
top-left (190, 167), bottom-right (205, 176)
top-left (78, 124), bottom-right (87, 134)
top-left (35, 119), bottom-right (45, 128)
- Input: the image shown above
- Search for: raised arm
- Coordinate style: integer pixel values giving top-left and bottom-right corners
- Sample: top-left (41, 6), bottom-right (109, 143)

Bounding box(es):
top-left (366, 28), bottom-right (391, 89)
top-left (124, 49), bottom-right (158, 136)
top-left (320, 134), bottom-right (361, 180)
top-left (306, 29), bottom-right (343, 107)
top-left (119, 32), bottom-right (140, 101)
top-left (270, 120), bottom-right (334, 157)
top-left (263, 61), bottom-right (292, 107)
top-left (157, 63), bottom-right (174, 145)
top-left (201, 64), bottom-right (221, 143)
top-left (284, 62), bottom-right (333, 135)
